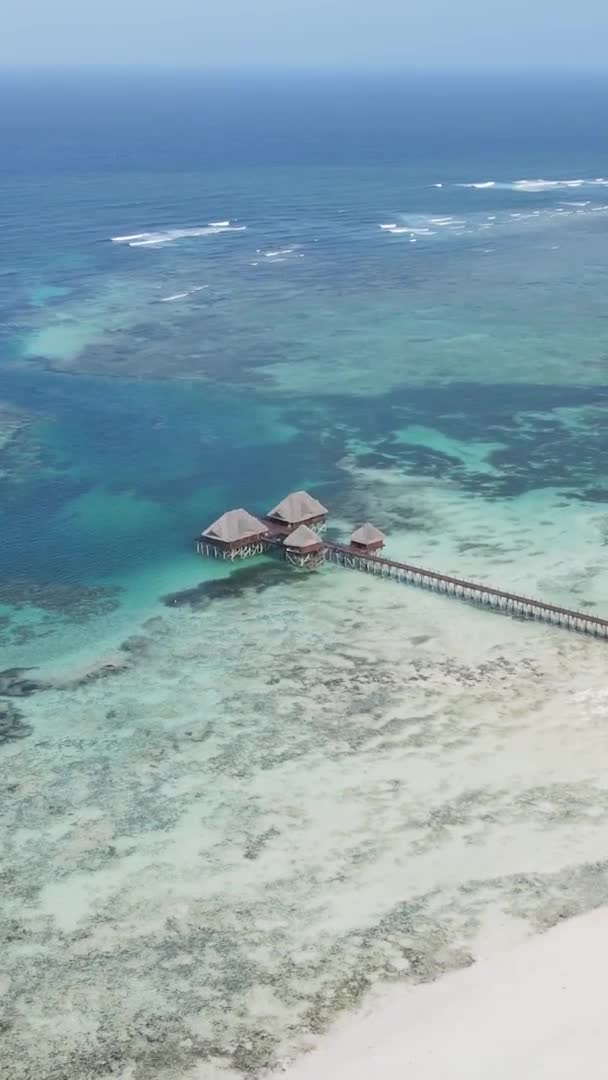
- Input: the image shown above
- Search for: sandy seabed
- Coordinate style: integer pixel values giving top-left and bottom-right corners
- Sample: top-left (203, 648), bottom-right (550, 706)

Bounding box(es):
top-left (2, 468), bottom-right (608, 1079)
top-left (3, 551), bottom-right (608, 1077)
top-left (281, 907), bottom-right (608, 1080)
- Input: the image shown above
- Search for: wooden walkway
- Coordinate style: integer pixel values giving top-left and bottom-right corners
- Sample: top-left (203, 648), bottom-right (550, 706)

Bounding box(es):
top-left (195, 524), bottom-right (608, 640)
top-left (323, 543), bottom-right (608, 639)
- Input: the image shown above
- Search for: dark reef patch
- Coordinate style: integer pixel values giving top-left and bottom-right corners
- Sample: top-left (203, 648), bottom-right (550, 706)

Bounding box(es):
top-left (64, 658), bottom-right (130, 690)
top-left (0, 402), bottom-right (39, 485)
top-left (56, 312), bottom-right (288, 386)
top-left (163, 560), bottom-right (306, 610)
top-left (309, 383), bottom-right (608, 502)
top-left (0, 702), bottom-right (32, 743)
top-left (0, 667), bottom-right (41, 745)
top-left (0, 668), bottom-right (46, 698)
top-left (0, 579), bottom-right (122, 620)
top-left (119, 634), bottom-right (153, 658)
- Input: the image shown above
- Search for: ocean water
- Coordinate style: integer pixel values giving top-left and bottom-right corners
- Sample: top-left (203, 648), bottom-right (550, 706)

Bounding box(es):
top-left (2, 71), bottom-right (608, 1078)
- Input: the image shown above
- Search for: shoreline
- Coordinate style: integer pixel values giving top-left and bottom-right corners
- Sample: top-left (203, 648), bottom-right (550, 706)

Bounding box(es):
top-left (281, 906), bottom-right (608, 1079)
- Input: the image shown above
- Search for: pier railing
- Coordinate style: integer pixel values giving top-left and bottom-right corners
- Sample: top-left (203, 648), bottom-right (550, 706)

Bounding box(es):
top-left (324, 543), bottom-right (608, 638)
top-left (195, 531), bottom-right (608, 639)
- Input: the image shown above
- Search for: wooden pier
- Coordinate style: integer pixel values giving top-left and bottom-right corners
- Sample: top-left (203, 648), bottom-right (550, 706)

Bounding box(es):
top-left (195, 491), bottom-right (608, 640)
top-left (324, 543), bottom-right (608, 638)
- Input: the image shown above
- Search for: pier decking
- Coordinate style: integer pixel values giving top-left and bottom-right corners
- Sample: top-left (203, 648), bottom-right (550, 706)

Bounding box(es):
top-left (324, 542), bottom-right (608, 638)
top-left (195, 491), bottom-right (608, 640)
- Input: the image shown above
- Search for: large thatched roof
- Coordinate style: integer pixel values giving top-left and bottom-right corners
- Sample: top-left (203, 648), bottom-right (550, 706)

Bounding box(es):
top-left (268, 490), bottom-right (327, 524)
top-left (202, 509), bottom-right (267, 543)
top-left (283, 524), bottom-right (322, 549)
top-left (351, 522), bottom-right (385, 545)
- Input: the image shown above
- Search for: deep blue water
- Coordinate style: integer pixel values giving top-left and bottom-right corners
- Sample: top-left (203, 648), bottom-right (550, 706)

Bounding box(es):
top-left (2, 71), bottom-right (608, 662)
top-left (4, 70), bottom-right (608, 171)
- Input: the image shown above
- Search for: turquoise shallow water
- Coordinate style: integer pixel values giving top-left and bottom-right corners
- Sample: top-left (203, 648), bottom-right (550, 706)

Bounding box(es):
top-left (2, 72), bottom-right (608, 1078)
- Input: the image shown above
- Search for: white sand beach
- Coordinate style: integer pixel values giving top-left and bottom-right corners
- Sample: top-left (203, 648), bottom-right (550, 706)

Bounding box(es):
top-left (284, 906), bottom-right (608, 1080)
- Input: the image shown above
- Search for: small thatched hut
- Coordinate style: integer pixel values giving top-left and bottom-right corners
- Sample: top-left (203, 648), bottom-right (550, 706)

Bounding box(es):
top-left (350, 522), bottom-right (385, 553)
top-left (283, 523), bottom-right (325, 568)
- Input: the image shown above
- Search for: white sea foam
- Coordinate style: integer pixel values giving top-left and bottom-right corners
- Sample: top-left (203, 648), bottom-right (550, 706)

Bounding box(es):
top-left (157, 284), bottom-right (209, 302)
top-left (513, 180), bottom-right (571, 192)
top-left (457, 177), bottom-right (608, 195)
top-left (128, 237), bottom-right (171, 247)
top-left (264, 248), bottom-right (295, 257)
top-left (514, 178), bottom-right (607, 193)
top-left (110, 233), bottom-right (151, 243)
top-left (111, 222), bottom-right (246, 247)
top-left (376, 194), bottom-right (608, 249)
top-left (429, 217), bottom-right (466, 226)
top-left (378, 215), bottom-right (471, 240)
top-left (379, 223), bottom-right (435, 236)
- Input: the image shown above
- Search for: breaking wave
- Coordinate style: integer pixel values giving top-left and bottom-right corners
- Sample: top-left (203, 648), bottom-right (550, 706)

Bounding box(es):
top-left (456, 177), bottom-right (608, 194)
top-left (111, 223), bottom-right (246, 247)
top-left (378, 198), bottom-right (608, 245)
top-left (512, 178), bottom-right (608, 192)
top-left (378, 223), bottom-right (436, 237)
top-left (157, 285), bottom-right (209, 303)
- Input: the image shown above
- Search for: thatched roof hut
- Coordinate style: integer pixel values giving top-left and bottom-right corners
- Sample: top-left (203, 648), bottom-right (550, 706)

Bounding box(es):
top-left (202, 509), bottom-right (268, 547)
top-left (350, 522), bottom-right (385, 552)
top-left (267, 490), bottom-right (328, 527)
top-left (283, 524), bottom-right (323, 551)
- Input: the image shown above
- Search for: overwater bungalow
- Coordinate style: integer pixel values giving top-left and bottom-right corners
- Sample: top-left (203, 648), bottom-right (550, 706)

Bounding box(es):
top-left (283, 523), bottom-right (325, 568)
top-left (350, 522), bottom-right (385, 553)
top-left (197, 508), bottom-right (268, 559)
top-left (266, 490), bottom-right (328, 532)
